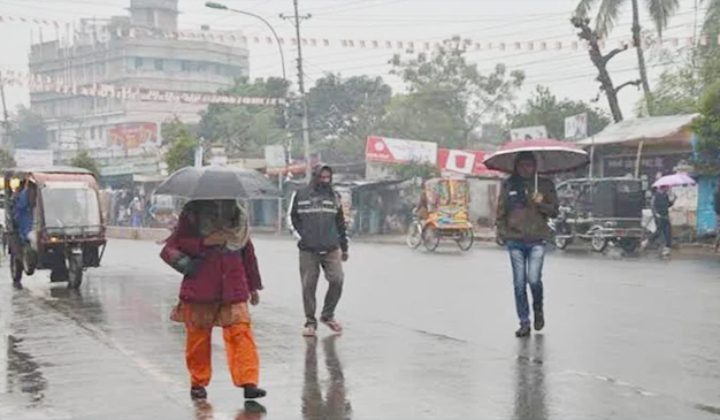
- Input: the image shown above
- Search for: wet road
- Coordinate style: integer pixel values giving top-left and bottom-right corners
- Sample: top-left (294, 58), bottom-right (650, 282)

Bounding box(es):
top-left (1, 238), bottom-right (720, 419)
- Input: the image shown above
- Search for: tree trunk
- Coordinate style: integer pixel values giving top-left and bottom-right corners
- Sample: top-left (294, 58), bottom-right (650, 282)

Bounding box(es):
top-left (632, 0), bottom-right (654, 115)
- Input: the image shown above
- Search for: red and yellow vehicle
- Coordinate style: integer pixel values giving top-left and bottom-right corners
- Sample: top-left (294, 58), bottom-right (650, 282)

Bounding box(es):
top-left (3, 167), bottom-right (107, 289)
top-left (407, 177), bottom-right (474, 252)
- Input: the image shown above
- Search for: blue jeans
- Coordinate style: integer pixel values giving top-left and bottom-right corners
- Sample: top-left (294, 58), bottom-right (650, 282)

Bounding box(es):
top-left (507, 240), bottom-right (546, 327)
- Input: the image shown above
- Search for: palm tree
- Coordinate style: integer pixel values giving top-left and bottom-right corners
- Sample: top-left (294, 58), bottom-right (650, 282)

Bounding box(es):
top-left (575, 0), bottom-right (680, 116)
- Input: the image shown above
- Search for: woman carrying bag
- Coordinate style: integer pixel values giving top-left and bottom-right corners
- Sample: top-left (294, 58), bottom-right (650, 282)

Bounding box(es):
top-left (161, 200), bottom-right (266, 401)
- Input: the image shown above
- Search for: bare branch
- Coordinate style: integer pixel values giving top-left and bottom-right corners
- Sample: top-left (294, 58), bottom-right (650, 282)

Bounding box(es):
top-left (601, 45), bottom-right (629, 65)
top-left (614, 79), bottom-right (642, 94)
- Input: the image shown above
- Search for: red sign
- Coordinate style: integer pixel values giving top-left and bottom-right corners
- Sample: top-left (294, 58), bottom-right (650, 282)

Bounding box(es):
top-left (108, 123), bottom-right (158, 149)
top-left (437, 149), bottom-right (504, 177)
top-left (365, 136), bottom-right (437, 165)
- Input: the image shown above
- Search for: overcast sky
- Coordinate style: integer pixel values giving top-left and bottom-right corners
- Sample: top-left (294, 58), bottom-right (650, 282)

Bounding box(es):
top-left (0, 0), bottom-right (705, 121)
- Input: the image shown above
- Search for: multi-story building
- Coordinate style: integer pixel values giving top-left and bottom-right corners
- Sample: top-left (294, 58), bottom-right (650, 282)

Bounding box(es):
top-left (28, 0), bottom-right (249, 182)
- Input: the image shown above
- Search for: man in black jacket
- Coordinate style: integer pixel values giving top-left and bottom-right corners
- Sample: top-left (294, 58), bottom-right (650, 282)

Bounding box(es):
top-left (288, 165), bottom-right (349, 337)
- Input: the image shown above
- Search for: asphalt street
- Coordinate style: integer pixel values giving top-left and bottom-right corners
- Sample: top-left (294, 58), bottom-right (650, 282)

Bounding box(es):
top-left (1, 237), bottom-right (720, 419)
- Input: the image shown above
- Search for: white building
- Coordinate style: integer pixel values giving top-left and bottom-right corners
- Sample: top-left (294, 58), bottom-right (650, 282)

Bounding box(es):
top-left (28, 0), bottom-right (250, 182)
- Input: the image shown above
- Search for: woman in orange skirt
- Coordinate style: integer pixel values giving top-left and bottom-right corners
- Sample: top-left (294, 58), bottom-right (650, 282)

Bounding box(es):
top-left (164, 200), bottom-right (266, 401)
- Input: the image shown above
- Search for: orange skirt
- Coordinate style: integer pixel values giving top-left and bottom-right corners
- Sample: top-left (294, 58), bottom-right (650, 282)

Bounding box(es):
top-left (170, 301), bottom-right (251, 328)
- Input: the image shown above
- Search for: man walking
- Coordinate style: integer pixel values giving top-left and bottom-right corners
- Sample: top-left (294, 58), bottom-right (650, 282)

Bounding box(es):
top-left (495, 152), bottom-right (559, 338)
top-left (647, 186), bottom-right (675, 257)
top-left (288, 165), bottom-right (349, 337)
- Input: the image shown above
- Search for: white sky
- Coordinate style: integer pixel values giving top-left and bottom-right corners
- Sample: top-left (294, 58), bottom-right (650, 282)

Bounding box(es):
top-left (0, 0), bottom-right (706, 120)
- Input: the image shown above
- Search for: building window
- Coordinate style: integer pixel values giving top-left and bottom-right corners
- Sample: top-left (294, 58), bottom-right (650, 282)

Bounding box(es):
top-left (154, 59), bottom-right (163, 71)
top-left (135, 57), bottom-right (143, 69)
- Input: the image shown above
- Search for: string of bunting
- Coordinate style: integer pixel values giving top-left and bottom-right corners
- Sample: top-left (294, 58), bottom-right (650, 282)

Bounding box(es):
top-left (0, 73), bottom-right (285, 106)
top-left (0, 14), bottom-right (714, 52)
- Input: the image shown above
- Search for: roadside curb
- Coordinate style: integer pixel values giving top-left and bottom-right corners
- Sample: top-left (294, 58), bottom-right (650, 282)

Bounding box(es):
top-left (105, 226), bottom-right (497, 246)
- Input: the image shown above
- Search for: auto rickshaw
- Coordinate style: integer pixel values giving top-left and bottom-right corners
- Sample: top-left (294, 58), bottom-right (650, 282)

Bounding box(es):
top-left (407, 177), bottom-right (474, 252)
top-left (4, 167), bottom-right (107, 289)
top-left (550, 177), bottom-right (645, 253)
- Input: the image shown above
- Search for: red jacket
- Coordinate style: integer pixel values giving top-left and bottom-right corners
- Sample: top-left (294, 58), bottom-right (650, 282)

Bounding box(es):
top-left (168, 213), bottom-right (263, 304)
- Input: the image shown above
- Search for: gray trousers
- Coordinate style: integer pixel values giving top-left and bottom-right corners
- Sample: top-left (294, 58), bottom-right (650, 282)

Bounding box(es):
top-left (300, 249), bottom-right (344, 326)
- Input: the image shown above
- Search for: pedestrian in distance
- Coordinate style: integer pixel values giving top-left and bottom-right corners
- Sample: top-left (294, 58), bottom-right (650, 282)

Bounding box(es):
top-left (161, 200), bottom-right (266, 401)
top-left (287, 165), bottom-right (349, 337)
top-left (643, 186), bottom-right (675, 257)
top-left (495, 151), bottom-right (559, 337)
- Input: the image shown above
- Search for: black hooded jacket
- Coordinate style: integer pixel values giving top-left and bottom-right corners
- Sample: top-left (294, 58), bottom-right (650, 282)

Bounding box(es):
top-left (287, 165), bottom-right (349, 253)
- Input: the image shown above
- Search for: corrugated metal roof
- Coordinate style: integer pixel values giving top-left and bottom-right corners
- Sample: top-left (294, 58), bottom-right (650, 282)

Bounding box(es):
top-left (578, 114), bottom-right (699, 146)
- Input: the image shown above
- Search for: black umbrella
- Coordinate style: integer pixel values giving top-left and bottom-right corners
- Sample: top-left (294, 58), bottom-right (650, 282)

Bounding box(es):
top-left (154, 166), bottom-right (280, 200)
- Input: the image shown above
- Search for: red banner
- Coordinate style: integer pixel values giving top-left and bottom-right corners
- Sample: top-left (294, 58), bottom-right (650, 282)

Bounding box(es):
top-left (437, 149), bottom-right (504, 177)
top-left (365, 136), bottom-right (437, 165)
top-left (108, 123), bottom-right (157, 149)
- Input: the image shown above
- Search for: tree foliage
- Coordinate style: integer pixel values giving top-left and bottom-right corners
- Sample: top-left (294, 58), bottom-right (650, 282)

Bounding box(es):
top-left (10, 106), bottom-right (48, 150)
top-left (163, 118), bottom-right (200, 173)
top-left (690, 82), bottom-right (720, 174)
top-left (390, 161), bottom-right (440, 180)
top-left (0, 148), bottom-right (16, 169)
top-left (381, 36), bottom-right (524, 149)
top-left (302, 73), bottom-right (392, 163)
top-left (199, 77), bottom-right (289, 157)
top-left (509, 86), bottom-right (611, 139)
top-left (70, 150), bottom-right (101, 179)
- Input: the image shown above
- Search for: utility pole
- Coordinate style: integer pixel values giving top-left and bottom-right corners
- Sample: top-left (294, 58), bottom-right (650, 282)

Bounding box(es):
top-left (281, 1), bottom-right (312, 180)
top-left (0, 71), bottom-right (10, 147)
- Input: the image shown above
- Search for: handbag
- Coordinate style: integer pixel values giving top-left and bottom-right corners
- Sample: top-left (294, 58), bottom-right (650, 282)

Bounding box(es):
top-left (159, 234), bottom-right (201, 277)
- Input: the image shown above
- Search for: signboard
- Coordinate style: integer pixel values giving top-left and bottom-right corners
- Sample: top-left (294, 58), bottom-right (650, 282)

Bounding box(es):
top-left (209, 147), bottom-right (227, 166)
top-left (565, 113), bottom-right (588, 140)
top-left (602, 153), bottom-right (690, 180)
top-left (437, 149), bottom-right (503, 177)
top-left (108, 122), bottom-right (158, 149)
top-left (365, 136), bottom-right (437, 165)
top-left (510, 125), bottom-right (547, 141)
top-left (14, 149), bottom-right (53, 168)
top-left (264, 145), bottom-right (286, 168)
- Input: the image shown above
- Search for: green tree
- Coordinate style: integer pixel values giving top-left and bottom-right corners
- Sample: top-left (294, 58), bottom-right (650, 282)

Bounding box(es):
top-left (574, 0), bottom-right (681, 116)
top-left (302, 73), bottom-right (392, 163)
top-left (690, 82), bottom-right (720, 175)
top-left (391, 161), bottom-right (439, 180)
top-left (0, 148), bottom-right (16, 169)
top-left (163, 118), bottom-right (200, 173)
top-left (634, 49), bottom-right (704, 116)
top-left (381, 36), bottom-right (524, 149)
top-left (509, 86), bottom-right (611, 139)
top-left (70, 150), bottom-right (101, 179)
top-left (10, 106), bottom-right (48, 149)
top-left (199, 77), bottom-right (289, 157)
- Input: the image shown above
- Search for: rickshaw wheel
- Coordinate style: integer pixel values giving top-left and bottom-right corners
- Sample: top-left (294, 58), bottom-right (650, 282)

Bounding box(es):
top-left (422, 226), bottom-right (441, 252)
top-left (456, 229), bottom-right (474, 251)
top-left (590, 229), bottom-right (608, 252)
top-left (554, 236), bottom-right (571, 250)
top-left (67, 254), bottom-right (83, 290)
top-left (406, 221), bottom-right (423, 249)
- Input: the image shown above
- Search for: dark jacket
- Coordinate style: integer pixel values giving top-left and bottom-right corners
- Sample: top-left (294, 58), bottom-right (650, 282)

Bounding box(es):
top-left (496, 175), bottom-right (559, 242)
top-left (651, 190), bottom-right (674, 218)
top-left (288, 165), bottom-right (349, 253)
top-left (165, 211), bottom-right (263, 305)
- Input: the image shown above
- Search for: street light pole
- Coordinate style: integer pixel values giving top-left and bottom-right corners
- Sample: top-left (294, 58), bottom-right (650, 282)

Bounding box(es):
top-left (281, 1), bottom-right (312, 181)
top-left (205, 2), bottom-right (290, 234)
